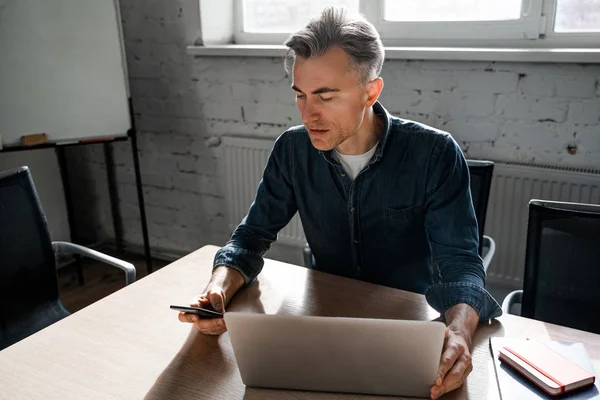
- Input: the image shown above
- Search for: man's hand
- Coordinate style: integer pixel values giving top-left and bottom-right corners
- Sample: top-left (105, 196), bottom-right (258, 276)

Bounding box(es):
top-left (178, 265), bottom-right (245, 335)
top-left (430, 303), bottom-right (479, 399)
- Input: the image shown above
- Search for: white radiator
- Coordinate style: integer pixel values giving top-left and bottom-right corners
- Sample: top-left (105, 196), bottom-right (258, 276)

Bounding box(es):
top-left (485, 163), bottom-right (600, 288)
top-left (221, 136), bottom-right (306, 247)
top-left (221, 136), bottom-right (600, 286)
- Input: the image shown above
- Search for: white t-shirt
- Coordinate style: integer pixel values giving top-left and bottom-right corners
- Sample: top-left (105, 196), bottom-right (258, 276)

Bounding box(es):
top-left (333, 142), bottom-right (379, 180)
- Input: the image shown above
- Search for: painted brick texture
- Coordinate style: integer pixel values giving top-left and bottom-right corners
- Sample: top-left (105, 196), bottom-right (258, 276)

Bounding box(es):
top-left (66, 0), bottom-right (600, 259)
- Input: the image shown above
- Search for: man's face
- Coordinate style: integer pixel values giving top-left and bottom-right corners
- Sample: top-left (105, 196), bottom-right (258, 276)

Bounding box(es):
top-left (292, 46), bottom-right (370, 151)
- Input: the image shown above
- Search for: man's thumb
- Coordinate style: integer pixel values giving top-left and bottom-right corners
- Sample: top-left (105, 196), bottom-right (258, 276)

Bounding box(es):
top-left (209, 291), bottom-right (225, 313)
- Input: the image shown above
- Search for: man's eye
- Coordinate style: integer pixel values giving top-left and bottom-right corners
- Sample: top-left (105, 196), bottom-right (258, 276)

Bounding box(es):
top-left (320, 97), bottom-right (333, 102)
top-left (296, 94), bottom-right (306, 100)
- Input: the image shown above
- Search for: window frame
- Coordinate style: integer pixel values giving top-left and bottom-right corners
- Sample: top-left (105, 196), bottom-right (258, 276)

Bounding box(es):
top-left (232, 0), bottom-right (600, 48)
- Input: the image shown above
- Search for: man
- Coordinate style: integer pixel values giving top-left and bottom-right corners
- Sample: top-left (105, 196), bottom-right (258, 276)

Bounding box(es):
top-left (179, 6), bottom-right (501, 399)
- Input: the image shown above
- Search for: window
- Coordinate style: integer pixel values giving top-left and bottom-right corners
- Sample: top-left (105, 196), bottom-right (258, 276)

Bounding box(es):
top-left (384, 1), bottom-right (523, 22)
top-left (234, 0), bottom-right (600, 47)
top-left (243, 0), bottom-right (358, 33)
top-left (554, 0), bottom-right (600, 32)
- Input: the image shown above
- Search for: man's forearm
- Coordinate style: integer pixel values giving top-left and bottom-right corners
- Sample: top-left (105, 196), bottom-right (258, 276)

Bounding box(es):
top-left (210, 265), bottom-right (246, 304)
top-left (444, 303), bottom-right (479, 346)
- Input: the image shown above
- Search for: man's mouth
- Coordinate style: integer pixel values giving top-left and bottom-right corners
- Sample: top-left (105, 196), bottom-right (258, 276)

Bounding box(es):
top-left (307, 128), bottom-right (329, 135)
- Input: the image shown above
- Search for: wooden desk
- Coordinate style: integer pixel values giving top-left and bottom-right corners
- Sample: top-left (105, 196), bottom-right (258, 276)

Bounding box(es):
top-left (1, 245), bottom-right (599, 399)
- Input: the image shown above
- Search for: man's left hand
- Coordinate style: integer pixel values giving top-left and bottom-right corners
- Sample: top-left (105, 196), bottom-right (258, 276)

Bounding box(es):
top-left (430, 303), bottom-right (479, 399)
top-left (430, 327), bottom-right (473, 399)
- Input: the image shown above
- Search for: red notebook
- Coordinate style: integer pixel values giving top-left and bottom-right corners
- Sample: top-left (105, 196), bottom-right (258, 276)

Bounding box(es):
top-left (498, 339), bottom-right (596, 396)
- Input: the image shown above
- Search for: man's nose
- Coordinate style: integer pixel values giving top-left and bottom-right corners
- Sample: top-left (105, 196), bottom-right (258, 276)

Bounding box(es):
top-left (301, 100), bottom-right (320, 124)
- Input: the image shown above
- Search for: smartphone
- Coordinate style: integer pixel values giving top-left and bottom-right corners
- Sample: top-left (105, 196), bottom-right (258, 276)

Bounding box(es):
top-left (170, 305), bottom-right (223, 318)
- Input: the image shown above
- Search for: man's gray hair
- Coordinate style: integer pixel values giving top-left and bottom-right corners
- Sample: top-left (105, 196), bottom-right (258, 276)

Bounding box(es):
top-left (284, 7), bottom-right (384, 84)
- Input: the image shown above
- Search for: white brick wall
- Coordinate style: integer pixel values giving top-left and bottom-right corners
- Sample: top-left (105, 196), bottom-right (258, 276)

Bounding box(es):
top-left (66, 0), bottom-right (600, 262)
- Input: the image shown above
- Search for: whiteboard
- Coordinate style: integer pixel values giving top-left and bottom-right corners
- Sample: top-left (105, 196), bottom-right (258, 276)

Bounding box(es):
top-left (0, 0), bottom-right (131, 148)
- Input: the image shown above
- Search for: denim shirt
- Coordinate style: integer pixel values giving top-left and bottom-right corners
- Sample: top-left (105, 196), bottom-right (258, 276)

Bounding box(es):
top-left (214, 102), bottom-right (502, 321)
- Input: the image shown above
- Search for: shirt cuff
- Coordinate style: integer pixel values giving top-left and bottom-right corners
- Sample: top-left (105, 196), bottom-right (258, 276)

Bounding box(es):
top-left (213, 246), bottom-right (263, 284)
top-left (425, 282), bottom-right (502, 321)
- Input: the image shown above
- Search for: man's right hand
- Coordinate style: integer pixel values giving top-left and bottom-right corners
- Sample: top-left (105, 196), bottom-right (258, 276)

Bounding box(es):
top-left (178, 265), bottom-right (245, 335)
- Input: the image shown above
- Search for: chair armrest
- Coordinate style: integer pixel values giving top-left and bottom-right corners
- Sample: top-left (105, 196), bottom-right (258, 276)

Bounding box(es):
top-left (52, 241), bottom-right (136, 285)
top-left (303, 243), bottom-right (313, 269)
top-left (482, 235), bottom-right (496, 272)
top-left (501, 290), bottom-right (523, 315)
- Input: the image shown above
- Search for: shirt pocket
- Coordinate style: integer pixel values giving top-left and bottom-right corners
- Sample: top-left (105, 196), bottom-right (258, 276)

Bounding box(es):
top-left (384, 205), bottom-right (422, 238)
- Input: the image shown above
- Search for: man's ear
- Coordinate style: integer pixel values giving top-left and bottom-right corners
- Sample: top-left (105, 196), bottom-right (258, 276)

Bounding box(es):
top-left (365, 77), bottom-right (384, 107)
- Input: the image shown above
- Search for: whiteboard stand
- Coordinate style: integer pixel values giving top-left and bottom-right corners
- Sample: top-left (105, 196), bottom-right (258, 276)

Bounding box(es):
top-left (1, 99), bottom-right (153, 277)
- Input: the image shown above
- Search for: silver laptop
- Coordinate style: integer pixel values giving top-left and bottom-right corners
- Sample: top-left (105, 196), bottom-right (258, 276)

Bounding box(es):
top-left (224, 312), bottom-right (446, 397)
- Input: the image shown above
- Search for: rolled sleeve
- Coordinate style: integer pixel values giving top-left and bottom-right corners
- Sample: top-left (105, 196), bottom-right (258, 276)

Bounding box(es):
top-left (213, 246), bottom-right (263, 284)
top-left (425, 282), bottom-right (502, 321)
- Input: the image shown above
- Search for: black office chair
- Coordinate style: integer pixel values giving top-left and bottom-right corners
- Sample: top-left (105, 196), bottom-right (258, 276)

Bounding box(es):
top-left (303, 160), bottom-right (496, 271)
top-left (467, 160), bottom-right (496, 271)
top-left (502, 200), bottom-right (600, 334)
top-left (0, 166), bottom-right (136, 350)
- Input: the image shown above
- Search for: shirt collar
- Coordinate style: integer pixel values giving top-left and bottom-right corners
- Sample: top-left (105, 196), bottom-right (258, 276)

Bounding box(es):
top-left (370, 101), bottom-right (392, 164)
top-left (319, 101), bottom-right (392, 166)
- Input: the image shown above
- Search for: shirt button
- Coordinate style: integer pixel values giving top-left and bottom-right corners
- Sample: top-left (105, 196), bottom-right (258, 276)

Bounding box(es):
top-left (341, 173), bottom-right (346, 177)
top-left (351, 207), bottom-right (355, 213)
top-left (353, 239), bottom-right (358, 244)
